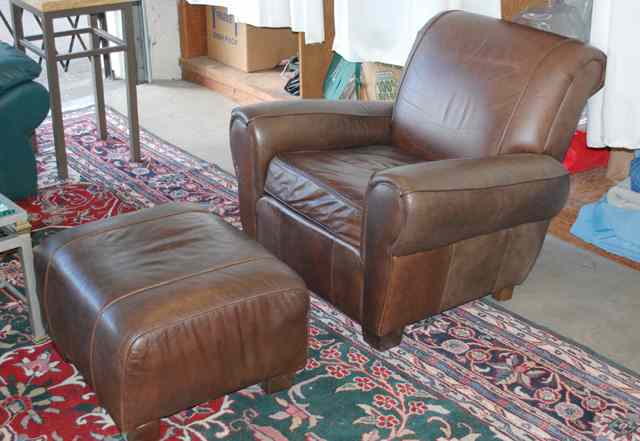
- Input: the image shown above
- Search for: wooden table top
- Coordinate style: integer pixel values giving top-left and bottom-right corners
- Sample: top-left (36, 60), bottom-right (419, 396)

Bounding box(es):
top-left (17, 0), bottom-right (136, 13)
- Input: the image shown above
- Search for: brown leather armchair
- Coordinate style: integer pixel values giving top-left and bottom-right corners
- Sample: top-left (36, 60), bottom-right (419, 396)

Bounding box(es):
top-left (230, 11), bottom-right (606, 350)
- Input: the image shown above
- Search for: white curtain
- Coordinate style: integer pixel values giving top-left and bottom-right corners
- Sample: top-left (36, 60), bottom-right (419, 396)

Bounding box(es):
top-left (186, 0), bottom-right (325, 44)
top-left (332, 0), bottom-right (501, 66)
top-left (587, 1), bottom-right (640, 150)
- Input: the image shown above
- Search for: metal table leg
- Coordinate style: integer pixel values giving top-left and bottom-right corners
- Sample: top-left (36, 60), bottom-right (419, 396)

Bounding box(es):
top-left (63, 15), bottom-right (89, 73)
top-left (90, 14), bottom-right (108, 140)
top-left (122, 4), bottom-right (141, 162)
top-left (42, 14), bottom-right (69, 180)
top-left (9, 3), bottom-right (24, 51)
top-left (0, 220), bottom-right (47, 341)
top-left (9, 0), bottom-right (142, 175)
top-left (33, 15), bottom-right (66, 69)
top-left (97, 12), bottom-right (113, 78)
top-left (16, 222), bottom-right (46, 340)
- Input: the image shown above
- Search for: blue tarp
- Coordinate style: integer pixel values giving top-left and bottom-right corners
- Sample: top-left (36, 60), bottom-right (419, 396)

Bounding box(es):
top-left (571, 196), bottom-right (640, 263)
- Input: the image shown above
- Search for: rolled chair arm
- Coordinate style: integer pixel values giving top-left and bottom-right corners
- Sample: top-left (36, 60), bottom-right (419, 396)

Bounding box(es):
top-left (0, 81), bottom-right (50, 200)
top-left (363, 153), bottom-right (570, 257)
top-left (230, 99), bottom-right (394, 237)
top-left (0, 81), bottom-right (50, 136)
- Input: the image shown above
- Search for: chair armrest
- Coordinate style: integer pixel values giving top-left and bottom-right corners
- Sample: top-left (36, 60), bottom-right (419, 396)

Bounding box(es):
top-left (363, 153), bottom-right (569, 257)
top-left (0, 82), bottom-right (50, 200)
top-left (0, 81), bottom-right (50, 137)
top-left (230, 99), bottom-right (394, 237)
top-left (0, 42), bottom-right (42, 94)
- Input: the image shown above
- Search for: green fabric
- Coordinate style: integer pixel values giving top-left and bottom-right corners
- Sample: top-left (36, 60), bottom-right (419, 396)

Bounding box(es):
top-left (323, 53), bottom-right (361, 100)
top-left (0, 41), bottom-right (42, 94)
top-left (0, 81), bottom-right (50, 201)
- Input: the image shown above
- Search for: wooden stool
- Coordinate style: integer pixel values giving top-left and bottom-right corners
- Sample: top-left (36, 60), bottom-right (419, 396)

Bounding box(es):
top-left (9, 0), bottom-right (142, 179)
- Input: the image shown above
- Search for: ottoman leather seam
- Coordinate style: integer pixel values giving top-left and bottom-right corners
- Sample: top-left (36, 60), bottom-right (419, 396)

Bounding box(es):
top-left (41, 208), bottom-right (209, 339)
top-left (88, 255), bottom-right (279, 388)
top-left (119, 287), bottom-right (306, 429)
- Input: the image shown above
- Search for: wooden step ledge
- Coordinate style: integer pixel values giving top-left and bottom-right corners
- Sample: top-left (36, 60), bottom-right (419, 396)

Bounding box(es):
top-left (181, 57), bottom-right (298, 105)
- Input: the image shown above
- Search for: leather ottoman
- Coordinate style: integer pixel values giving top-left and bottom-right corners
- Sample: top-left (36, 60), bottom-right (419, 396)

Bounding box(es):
top-left (33, 203), bottom-right (309, 440)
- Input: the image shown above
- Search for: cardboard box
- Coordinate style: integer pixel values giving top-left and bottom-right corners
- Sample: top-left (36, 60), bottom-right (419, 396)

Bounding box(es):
top-left (206, 6), bottom-right (298, 73)
top-left (360, 62), bottom-right (403, 101)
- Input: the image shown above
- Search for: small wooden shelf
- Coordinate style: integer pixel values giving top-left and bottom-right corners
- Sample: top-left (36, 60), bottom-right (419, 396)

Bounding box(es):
top-left (181, 57), bottom-right (297, 104)
top-left (178, 0), bottom-right (334, 100)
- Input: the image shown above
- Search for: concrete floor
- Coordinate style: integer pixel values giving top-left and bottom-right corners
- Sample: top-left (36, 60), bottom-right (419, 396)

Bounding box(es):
top-left (500, 236), bottom-right (640, 372)
top-left (66, 79), bottom-right (238, 173)
top-left (65, 79), bottom-right (639, 373)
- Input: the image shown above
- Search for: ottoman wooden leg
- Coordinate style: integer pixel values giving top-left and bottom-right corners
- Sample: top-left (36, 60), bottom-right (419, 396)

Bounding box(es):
top-left (493, 287), bottom-right (514, 302)
top-left (126, 420), bottom-right (160, 441)
top-left (262, 372), bottom-right (296, 394)
top-left (363, 328), bottom-right (404, 351)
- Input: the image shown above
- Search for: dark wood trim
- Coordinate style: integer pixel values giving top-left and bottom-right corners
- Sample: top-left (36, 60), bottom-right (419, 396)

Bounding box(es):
top-left (298, 0), bottom-right (335, 98)
top-left (178, 0), bottom-right (207, 60)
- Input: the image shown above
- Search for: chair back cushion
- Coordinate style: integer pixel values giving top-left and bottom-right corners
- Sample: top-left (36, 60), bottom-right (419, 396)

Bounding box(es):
top-left (391, 11), bottom-right (606, 161)
top-left (0, 42), bottom-right (42, 94)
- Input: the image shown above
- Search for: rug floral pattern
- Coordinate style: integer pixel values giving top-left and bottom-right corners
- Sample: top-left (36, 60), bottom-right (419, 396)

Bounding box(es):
top-left (1, 107), bottom-right (640, 440)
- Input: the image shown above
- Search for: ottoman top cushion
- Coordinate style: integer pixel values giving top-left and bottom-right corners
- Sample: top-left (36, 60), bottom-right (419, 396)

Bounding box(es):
top-left (34, 203), bottom-right (308, 431)
top-left (35, 202), bottom-right (306, 380)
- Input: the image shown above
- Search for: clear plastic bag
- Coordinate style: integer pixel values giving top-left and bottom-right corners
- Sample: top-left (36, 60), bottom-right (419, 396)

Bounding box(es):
top-left (514, 0), bottom-right (593, 42)
top-left (515, 0), bottom-right (594, 130)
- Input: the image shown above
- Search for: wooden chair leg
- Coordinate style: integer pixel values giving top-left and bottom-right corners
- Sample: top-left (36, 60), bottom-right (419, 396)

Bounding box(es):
top-left (126, 420), bottom-right (160, 441)
top-left (262, 372), bottom-right (296, 394)
top-left (492, 287), bottom-right (514, 302)
top-left (363, 328), bottom-right (404, 351)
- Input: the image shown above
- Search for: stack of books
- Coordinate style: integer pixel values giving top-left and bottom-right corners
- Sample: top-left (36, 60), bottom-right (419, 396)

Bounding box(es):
top-left (0, 202), bottom-right (16, 217)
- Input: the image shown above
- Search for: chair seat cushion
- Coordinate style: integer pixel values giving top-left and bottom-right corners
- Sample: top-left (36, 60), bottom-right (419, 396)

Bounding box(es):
top-left (264, 146), bottom-right (422, 247)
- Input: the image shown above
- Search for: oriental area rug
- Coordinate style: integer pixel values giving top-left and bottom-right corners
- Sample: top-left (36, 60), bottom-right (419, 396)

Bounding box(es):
top-left (1, 107), bottom-right (640, 440)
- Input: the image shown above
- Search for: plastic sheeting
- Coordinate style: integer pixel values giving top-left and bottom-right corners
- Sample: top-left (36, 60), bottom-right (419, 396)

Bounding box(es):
top-left (514, 0), bottom-right (592, 41)
top-left (185, 0), bottom-right (325, 44)
top-left (607, 178), bottom-right (640, 210)
top-left (587, 1), bottom-right (640, 150)
top-left (332, 0), bottom-right (501, 66)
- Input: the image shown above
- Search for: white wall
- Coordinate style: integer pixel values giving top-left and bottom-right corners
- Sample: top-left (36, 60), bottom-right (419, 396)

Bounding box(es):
top-left (108, 1), bottom-right (182, 81)
top-left (144, 0), bottom-right (182, 80)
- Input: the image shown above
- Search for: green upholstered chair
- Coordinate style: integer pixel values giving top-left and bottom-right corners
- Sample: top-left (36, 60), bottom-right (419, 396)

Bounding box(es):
top-left (0, 41), bottom-right (50, 201)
